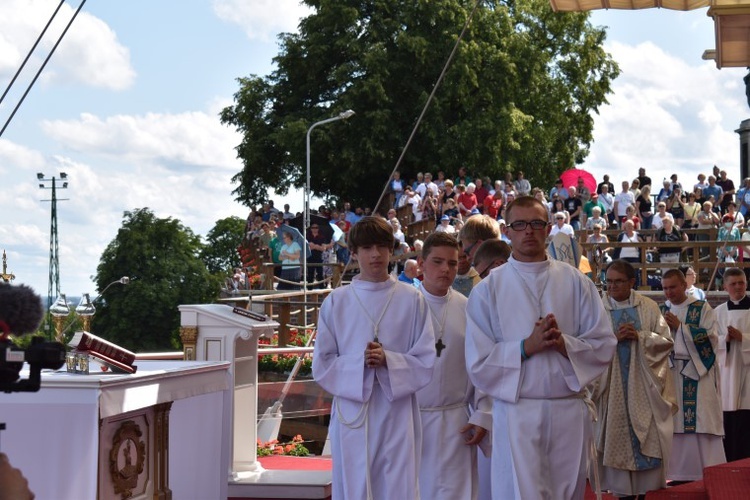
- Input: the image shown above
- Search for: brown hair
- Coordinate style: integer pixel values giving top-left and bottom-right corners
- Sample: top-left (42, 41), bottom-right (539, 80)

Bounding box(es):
top-left (347, 216), bottom-right (394, 253)
top-left (421, 232), bottom-right (460, 260)
top-left (505, 195), bottom-right (547, 223)
top-left (458, 214), bottom-right (500, 245)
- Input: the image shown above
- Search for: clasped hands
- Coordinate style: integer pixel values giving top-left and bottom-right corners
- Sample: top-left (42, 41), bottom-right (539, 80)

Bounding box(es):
top-left (664, 311), bottom-right (680, 332)
top-left (523, 314), bottom-right (567, 358)
top-left (728, 325), bottom-right (743, 342)
top-left (616, 322), bottom-right (639, 342)
top-left (365, 341), bottom-right (387, 368)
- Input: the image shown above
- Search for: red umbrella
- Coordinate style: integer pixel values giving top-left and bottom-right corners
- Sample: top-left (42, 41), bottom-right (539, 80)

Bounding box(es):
top-left (559, 168), bottom-right (597, 195)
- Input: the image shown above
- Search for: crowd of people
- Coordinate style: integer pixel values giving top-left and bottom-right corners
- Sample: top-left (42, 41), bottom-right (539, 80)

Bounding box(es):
top-left (308, 190), bottom-right (750, 500)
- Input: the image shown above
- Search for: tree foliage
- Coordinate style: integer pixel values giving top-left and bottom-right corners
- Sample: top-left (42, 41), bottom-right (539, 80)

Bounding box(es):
top-left (221, 0), bottom-right (620, 209)
top-left (200, 216), bottom-right (247, 275)
top-left (93, 208), bottom-right (219, 352)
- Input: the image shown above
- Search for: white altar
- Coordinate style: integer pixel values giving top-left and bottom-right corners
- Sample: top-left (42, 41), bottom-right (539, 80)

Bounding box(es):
top-left (0, 360), bottom-right (231, 500)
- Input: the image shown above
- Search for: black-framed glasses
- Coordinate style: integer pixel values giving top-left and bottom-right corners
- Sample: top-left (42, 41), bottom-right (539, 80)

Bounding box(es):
top-left (508, 220), bottom-right (548, 231)
top-left (606, 279), bottom-right (632, 286)
top-left (463, 240), bottom-right (479, 256)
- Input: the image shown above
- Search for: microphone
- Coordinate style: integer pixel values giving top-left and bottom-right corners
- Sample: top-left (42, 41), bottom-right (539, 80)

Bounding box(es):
top-left (0, 283), bottom-right (44, 337)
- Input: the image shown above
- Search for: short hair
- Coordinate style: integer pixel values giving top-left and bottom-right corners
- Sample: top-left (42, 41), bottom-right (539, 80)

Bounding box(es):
top-left (422, 231), bottom-right (460, 260)
top-left (347, 216), bottom-right (394, 253)
top-left (606, 260), bottom-right (635, 281)
top-left (473, 239), bottom-right (511, 268)
top-left (458, 214), bottom-right (500, 245)
top-left (505, 196), bottom-right (548, 223)
top-left (662, 268), bottom-right (686, 284)
top-left (444, 179), bottom-right (454, 188)
top-left (724, 267), bottom-right (746, 281)
top-left (592, 206), bottom-right (602, 213)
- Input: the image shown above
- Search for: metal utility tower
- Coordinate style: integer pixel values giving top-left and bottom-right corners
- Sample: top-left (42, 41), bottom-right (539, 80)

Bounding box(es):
top-left (38, 172), bottom-right (69, 311)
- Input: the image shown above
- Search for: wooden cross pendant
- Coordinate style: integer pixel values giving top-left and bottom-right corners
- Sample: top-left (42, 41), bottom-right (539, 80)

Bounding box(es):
top-left (435, 339), bottom-right (446, 357)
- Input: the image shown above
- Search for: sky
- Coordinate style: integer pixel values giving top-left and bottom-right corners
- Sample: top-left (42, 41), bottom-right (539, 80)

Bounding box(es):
top-left (0, 0), bottom-right (746, 299)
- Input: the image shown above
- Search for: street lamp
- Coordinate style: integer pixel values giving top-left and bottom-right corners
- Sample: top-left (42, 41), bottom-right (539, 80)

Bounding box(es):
top-left (304, 109), bottom-right (355, 294)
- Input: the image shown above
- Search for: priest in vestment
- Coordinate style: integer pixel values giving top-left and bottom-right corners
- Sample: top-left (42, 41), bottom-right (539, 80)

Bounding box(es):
top-left (593, 260), bottom-right (677, 497)
top-left (714, 267), bottom-right (750, 462)
top-left (416, 232), bottom-right (492, 500)
top-left (660, 269), bottom-right (725, 482)
top-left (312, 216), bottom-right (436, 500)
top-left (465, 196), bottom-right (617, 499)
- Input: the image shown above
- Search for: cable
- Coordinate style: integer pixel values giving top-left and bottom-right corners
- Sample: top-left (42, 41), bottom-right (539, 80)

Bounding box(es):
top-left (0, 1), bottom-right (66, 107)
top-left (0, 0), bottom-right (89, 139)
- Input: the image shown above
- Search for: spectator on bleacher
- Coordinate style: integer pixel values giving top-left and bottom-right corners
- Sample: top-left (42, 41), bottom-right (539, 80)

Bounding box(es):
top-left (400, 186), bottom-right (423, 221)
top-left (637, 167), bottom-right (652, 189)
top-left (435, 170), bottom-right (446, 190)
top-left (718, 214), bottom-right (741, 264)
top-left (416, 172), bottom-right (439, 199)
top-left (586, 206), bottom-right (608, 230)
top-left (550, 198), bottom-right (568, 224)
top-left (458, 183), bottom-right (479, 219)
top-left (549, 212), bottom-right (575, 237)
top-left (702, 176), bottom-right (723, 211)
top-left (667, 186), bottom-right (685, 227)
top-left (717, 169), bottom-right (736, 214)
top-left (651, 202), bottom-right (672, 231)
top-left (455, 166), bottom-right (471, 186)
top-left (656, 179), bottom-right (671, 203)
top-left (623, 205), bottom-right (642, 231)
top-left (491, 180), bottom-right (502, 197)
top-left (614, 181), bottom-right (636, 224)
top-left (550, 178), bottom-right (568, 201)
top-left (398, 259), bottom-right (421, 288)
top-left (435, 215), bottom-right (456, 234)
top-left (694, 173), bottom-right (709, 195)
top-left (420, 190), bottom-right (438, 223)
top-left (278, 231), bottom-right (301, 290)
top-left (452, 243), bottom-right (480, 298)
top-left (697, 201), bottom-right (720, 258)
top-left (585, 224), bottom-right (609, 265)
top-left (307, 223), bottom-right (332, 289)
top-left (337, 211), bottom-right (351, 233)
top-left (440, 179), bottom-right (457, 208)
top-left (484, 189), bottom-right (503, 220)
top-left (654, 217), bottom-right (687, 264)
top-left (514, 171), bottom-right (531, 196)
top-left (565, 186), bottom-right (583, 230)
top-left (597, 174), bottom-right (615, 195)
top-left (612, 220), bottom-right (644, 287)
top-left (261, 202), bottom-right (273, 222)
top-left (474, 178), bottom-right (490, 209)
top-left (680, 265), bottom-right (706, 301)
top-left (636, 185), bottom-right (654, 230)
top-left (582, 193), bottom-right (604, 228)
top-left (334, 220), bottom-right (350, 264)
top-left (682, 192), bottom-right (701, 229)
top-left (386, 208), bottom-right (397, 220)
top-left (412, 172), bottom-right (424, 191)
top-left (669, 173), bottom-right (682, 191)
top-left (442, 197), bottom-right (460, 223)
top-left (282, 204), bottom-right (294, 221)
top-left (388, 171), bottom-right (406, 207)
top-left (599, 183), bottom-right (616, 227)
top-left (737, 177), bottom-right (750, 217)
top-left (534, 189), bottom-right (551, 220)
top-left (577, 177), bottom-right (592, 206)
top-left (629, 178), bottom-right (642, 201)
top-left (727, 202), bottom-right (744, 227)
top-left (258, 222), bottom-right (276, 252)
top-left (390, 218), bottom-right (406, 243)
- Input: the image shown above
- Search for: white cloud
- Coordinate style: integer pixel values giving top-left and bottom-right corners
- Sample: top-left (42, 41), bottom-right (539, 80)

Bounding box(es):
top-left (212, 0), bottom-right (313, 41)
top-left (586, 40), bottom-right (748, 187)
top-left (40, 110), bottom-right (243, 170)
top-left (0, 0), bottom-right (135, 90)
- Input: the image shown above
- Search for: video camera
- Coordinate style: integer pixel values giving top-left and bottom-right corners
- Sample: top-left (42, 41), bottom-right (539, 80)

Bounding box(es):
top-left (0, 282), bottom-right (66, 393)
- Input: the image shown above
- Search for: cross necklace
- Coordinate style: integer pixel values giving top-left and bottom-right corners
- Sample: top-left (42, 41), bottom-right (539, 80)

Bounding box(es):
top-left (425, 289), bottom-right (452, 357)
top-left (350, 279), bottom-right (398, 345)
top-left (508, 261), bottom-right (551, 320)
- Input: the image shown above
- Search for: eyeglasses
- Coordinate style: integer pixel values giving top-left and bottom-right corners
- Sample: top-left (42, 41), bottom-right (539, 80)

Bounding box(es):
top-left (508, 220), bottom-right (548, 231)
top-left (462, 240), bottom-right (480, 256)
top-left (606, 279), bottom-right (632, 286)
top-left (555, 217), bottom-right (564, 220)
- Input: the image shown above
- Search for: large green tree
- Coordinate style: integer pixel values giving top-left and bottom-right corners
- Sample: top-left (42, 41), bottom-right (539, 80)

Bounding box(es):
top-left (221, 0), bottom-right (619, 209)
top-left (200, 216), bottom-right (247, 275)
top-left (93, 208), bottom-right (219, 352)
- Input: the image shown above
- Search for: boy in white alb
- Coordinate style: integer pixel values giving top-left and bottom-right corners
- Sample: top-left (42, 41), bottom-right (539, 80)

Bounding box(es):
top-left (416, 232), bottom-right (491, 500)
top-left (312, 216), bottom-right (436, 499)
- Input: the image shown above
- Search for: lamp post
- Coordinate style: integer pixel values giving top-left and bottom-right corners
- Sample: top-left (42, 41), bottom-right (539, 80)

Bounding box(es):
top-left (304, 110), bottom-right (355, 294)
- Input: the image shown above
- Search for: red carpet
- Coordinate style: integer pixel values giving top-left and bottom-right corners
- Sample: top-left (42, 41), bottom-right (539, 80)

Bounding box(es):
top-left (258, 455), bottom-right (332, 471)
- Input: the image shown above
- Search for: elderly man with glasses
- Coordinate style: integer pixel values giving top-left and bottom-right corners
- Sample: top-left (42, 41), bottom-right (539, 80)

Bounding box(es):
top-left (592, 259), bottom-right (677, 498)
top-left (465, 196), bottom-right (616, 499)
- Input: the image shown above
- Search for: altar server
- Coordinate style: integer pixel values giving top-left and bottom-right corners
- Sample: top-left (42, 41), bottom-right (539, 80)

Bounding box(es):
top-left (465, 196), bottom-right (616, 499)
top-left (416, 232), bottom-right (491, 500)
top-left (312, 216), bottom-right (435, 500)
top-left (714, 267), bottom-right (750, 462)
